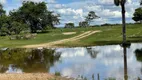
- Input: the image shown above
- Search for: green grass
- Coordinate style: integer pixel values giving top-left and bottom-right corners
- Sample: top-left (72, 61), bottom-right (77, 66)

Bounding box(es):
top-left (57, 24), bottom-right (142, 47)
top-left (0, 31), bottom-right (80, 48)
top-left (0, 24), bottom-right (142, 48)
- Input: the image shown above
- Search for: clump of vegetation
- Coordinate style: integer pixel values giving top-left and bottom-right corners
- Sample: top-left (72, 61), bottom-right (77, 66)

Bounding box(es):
top-left (79, 21), bottom-right (89, 27)
top-left (0, 1), bottom-right (60, 37)
top-left (54, 72), bottom-right (61, 76)
top-left (65, 23), bottom-right (75, 28)
top-left (85, 11), bottom-right (99, 26)
top-left (9, 33), bottom-right (37, 40)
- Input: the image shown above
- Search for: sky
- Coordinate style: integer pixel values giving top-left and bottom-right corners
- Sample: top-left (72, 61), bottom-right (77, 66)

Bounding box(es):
top-left (0, 0), bottom-right (141, 27)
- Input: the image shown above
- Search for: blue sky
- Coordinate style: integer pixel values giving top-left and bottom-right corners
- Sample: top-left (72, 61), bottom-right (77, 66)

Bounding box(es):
top-left (0, 0), bottom-right (141, 27)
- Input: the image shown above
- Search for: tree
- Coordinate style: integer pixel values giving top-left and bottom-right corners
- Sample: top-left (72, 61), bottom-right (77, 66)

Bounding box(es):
top-left (85, 11), bottom-right (99, 25)
top-left (132, 7), bottom-right (142, 23)
top-left (9, 1), bottom-right (60, 33)
top-left (40, 11), bottom-right (60, 29)
top-left (0, 15), bottom-right (12, 35)
top-left (65, 23), bottom-right (75, 28)
top-left (114, 0), bottom-right (128, 79)
top-left (114, 0), bottom-right (126, 43)
top-left (0, 15), bottom-right (28, 36)
top-left (10, 21), bottom-right (28, 35)
top-left (79, 21), bottom-right (89, 27)
top-left (140, 0), bottom-right (142, 5)
top-left (0, 3), bottom-right (6, 35)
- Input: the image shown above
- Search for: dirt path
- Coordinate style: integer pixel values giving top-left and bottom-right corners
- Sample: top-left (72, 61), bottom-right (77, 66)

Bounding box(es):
top-left (0, 73), bottom-right (72, 80)
top-left (23, 30), bottom-right (101, 48)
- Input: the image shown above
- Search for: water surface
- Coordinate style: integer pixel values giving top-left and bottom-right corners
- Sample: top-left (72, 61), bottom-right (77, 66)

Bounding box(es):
top-left (0, 43), bottom-right (142, 80)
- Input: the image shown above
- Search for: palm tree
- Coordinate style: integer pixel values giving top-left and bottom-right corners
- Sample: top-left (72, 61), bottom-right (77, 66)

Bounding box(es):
top-left (114, 0), bottom-right (126, 44)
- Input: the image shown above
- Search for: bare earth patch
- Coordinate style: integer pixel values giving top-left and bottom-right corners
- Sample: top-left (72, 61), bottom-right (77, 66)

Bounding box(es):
top-left (23, 30), bottom-right (101, 48)
top-left (62, 32), bottom-right (76, 35)
top-left (0, 73), bottom-right (72, 80)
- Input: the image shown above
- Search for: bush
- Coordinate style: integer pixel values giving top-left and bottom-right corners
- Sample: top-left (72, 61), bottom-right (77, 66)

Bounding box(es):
top-left (9, 33), bottom-right (37, 40)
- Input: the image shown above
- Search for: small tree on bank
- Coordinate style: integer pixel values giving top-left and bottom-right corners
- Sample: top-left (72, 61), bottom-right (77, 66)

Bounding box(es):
top-left (79, 21), bottom-right (89, 27)
top-left (85, 11), bottom-right (99, 26)
top-left (65, 23), bottom-right (74, 28)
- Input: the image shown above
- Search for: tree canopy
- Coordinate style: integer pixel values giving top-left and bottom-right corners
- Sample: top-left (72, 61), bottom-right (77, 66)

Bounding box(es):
top-left (85, 11), bottom-right (99, 25)
top-left (65, 23), bottom-right (75, 28)
top-left (114, 0), bottom-right (126, 6)
top-left (0, 1), bottom-right (60, 36)
top-left (132, 7), bottom-right (142, 23)
top-left (9, 1), bottom-right (60, 33)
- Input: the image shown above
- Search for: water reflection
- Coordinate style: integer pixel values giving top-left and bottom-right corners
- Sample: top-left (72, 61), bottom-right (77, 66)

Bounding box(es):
top-left (86, 47), bottom-right (99, 59)
top-left (123, 46), bottom-right (128, 80)
top-left (0, 43), bottom-right (142, 80)
top-left (135, 48), bottom-right (142, 76)
top-left (52, 44), bottom-right (142, 80)
top-left (0, 48), bottom-right (61, 73)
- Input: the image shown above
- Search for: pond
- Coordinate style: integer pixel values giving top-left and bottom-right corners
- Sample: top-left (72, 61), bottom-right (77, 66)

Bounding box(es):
top-left (0, 43), bottom-right (142, 80)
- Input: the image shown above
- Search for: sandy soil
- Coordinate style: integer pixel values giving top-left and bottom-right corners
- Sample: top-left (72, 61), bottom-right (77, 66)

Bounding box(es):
top-left (62, 32), bottom-right (76, 35)
top-left (23, 30), bottom-right (101, 48)
top-left (0, 73), bottom-right (72, 80)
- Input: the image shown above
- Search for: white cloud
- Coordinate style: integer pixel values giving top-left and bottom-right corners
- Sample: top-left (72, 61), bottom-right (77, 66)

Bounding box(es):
top-left (98, 0), bottom-right (114, 4)
top-left (21, 0), bottom-right (44, 2)
top-left (47, 0), bottom-right (56, 3)
top-left (0, 0), bottom-right (6, 4)
top-left (58, 8), bottom-right (83, 16)
top-left (47, 0), bottom-right (140, 27)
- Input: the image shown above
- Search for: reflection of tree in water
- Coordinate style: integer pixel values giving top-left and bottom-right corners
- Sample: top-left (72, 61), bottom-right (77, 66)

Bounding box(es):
top-left (135, 48), bottom-right (142, 75)
top-left (0, 48), bottom-right (61, 73)
top-left (0, 65), bottom-right (8, 73)
top-left (86, 47), bottom-right (99, 58)
top-left (135, 48), bottom-right (142, 62)
top-left (135, 48), bottom-right (142, 80)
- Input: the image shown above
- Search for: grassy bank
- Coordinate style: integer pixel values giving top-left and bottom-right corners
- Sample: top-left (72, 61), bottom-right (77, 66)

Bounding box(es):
top-left (0, 24), bottom-right (142, 48)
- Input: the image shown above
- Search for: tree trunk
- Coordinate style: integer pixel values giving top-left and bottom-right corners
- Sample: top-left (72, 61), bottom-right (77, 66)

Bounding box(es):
top-left (121, 4), bottom-right (126, 43)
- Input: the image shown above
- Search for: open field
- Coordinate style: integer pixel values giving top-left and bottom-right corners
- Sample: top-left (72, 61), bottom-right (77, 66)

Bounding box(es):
top-left (23, 30), bottom-right (101, 48)
top-left (0, 24), bottom-right (142, 48)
